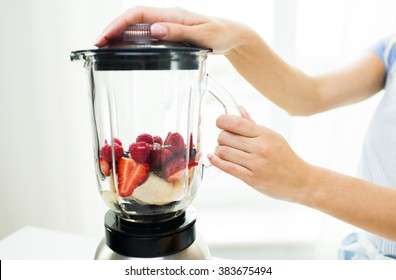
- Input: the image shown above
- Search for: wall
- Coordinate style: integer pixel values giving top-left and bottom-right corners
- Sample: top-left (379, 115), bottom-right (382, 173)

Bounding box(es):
top-left (0, 0), bottom-right (123, 238)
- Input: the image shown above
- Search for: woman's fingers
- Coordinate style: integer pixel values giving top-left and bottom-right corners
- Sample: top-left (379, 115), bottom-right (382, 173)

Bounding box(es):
top-left (207, 152), bottom-right (253, 179)
top-left (217, 130), bottom-right (255, 153)
top-left (216, 114), bottom-right (260, 138)
top-left (95, 6), bottom-right (207, 46)
top-left (214, 144), bottom-right (253, 170)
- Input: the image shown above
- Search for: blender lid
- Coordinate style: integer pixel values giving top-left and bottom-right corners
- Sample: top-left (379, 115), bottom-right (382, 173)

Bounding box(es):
top-left (70, 23), bottom-right (211, 70)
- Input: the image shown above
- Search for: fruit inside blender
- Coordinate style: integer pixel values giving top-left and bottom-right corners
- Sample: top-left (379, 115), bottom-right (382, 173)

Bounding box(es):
top-left (97, 132), bottom-right (198, 209)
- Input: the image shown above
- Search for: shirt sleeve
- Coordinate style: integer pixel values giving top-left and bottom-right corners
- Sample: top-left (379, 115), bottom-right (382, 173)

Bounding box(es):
top-left (369, 35), bottom-right (396, 73)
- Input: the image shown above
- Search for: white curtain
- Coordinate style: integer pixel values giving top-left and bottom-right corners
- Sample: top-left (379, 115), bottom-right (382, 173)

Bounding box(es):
top-left (1, 0), bottom-right (395, 259)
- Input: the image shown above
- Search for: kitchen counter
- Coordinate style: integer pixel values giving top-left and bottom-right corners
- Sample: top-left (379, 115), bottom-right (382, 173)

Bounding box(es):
top-left (0, 225), bottom-right (317, 260)
top-left (0, 226), bottom-right (100, 260)
top-left (0, 220), bottom-right (343, 260)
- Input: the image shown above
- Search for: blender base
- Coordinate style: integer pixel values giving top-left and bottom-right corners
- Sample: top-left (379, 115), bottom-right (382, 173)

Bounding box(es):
top-left (94, 207), bottom-right (210, 260)
top-left (94, 233), bottom-right (210, 260)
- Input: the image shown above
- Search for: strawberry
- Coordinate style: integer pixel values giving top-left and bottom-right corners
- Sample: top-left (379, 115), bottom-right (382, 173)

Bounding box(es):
top-left (116, 157), bottom-right (149, 197)
top-left (164, 132), bottom-right (185, 155)
top-left (100, 142), bottom-right (124, 162)
top-left (188, 161), bottom-right (198, 169)
top-left (129, 141), bottom-right (150, 163)
top-left (189, 133), bottom-right (194, 148)
top-left (99, 158), bottom-right (111, 177)
top-left (187, 133), bottom-right (196, 163)
top-left (186, 147), bottom-right (196, 164)
top-left (136, 133), bottom-right (154, 145)
top-left (149, 147), bottom-right (172, 169)
top-left (163, 157), bottom-right (187, 183)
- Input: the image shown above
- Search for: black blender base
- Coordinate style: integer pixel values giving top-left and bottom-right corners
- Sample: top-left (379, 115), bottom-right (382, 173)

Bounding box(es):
top-left (94, 207), bottom-right (210, 260)
top-left (94, 234), bottom-right (210, 260)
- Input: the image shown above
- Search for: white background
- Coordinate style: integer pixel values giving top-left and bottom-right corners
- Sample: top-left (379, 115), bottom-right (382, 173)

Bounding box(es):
top-left (1, 0), bottom-right (395, 259)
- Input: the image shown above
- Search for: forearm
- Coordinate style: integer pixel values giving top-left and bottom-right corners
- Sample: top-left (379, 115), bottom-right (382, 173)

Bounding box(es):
top-left (95, 7), bottom-right (385, 115)
top-left (302, 165), bottom-right (396, 241)
top-left (225, 28), bottom-right (320, 115)
top-left (225, 27), bottom-right (385, 115)
top-left (212, 109), bottom-right (396, 241)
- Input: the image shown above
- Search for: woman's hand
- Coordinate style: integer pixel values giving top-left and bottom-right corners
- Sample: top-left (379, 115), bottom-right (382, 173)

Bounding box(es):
top-left (209, 107), bottom-right (396, 241)
top-left (95, 6), bottom-right (251, 55)
top-left (208, 107), bottom-right (313, 203)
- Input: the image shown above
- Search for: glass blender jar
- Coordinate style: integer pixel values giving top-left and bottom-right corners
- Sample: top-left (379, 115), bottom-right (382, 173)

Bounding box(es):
top-left (71, 24), bottom-right (240, 259)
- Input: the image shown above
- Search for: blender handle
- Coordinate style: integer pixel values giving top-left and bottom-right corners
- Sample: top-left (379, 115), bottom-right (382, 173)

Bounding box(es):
top-left (206, 74), bottom-right (242, 117)
top-left (202, 74), bottom-right (242, 171)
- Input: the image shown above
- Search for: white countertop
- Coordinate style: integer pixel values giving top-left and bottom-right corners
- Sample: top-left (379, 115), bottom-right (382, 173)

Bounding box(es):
top-left (0, 226), bottom-right (100, 260)
top-left (0, 225), bottom-right (317, 260)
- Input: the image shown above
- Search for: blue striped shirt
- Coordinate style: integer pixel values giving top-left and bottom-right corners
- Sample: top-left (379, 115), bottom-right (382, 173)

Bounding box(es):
top-left (339, 36), bottom-right (396, 259)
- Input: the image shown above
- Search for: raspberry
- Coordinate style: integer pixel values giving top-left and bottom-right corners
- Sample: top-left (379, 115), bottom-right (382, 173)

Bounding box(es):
top-left (136, 133), bottom-right (154, 145)
top-left (104, 138), bottom-right (122, 146)
top-left (164, 132), bottom-right (185, 155)
top-left (100, 143), bottom-right (124, 162)
top-left (129, 142), bottom-right (151, 163)
top-left (153, 135), bottom-right (163, 146)
top-left (114, 138), bottom-right (122, 146)
top-left (114, 145), bottom-right (125, 160)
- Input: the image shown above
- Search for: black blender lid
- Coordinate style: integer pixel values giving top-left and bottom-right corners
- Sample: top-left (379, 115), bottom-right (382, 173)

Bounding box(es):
top-left (70, 23), bottom-right (211, 70)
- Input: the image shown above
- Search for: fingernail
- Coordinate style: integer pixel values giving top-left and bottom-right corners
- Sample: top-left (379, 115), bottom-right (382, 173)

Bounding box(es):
top-left (94, 35), bottom-right (107, 47)
top-left (151, 24), bottom-right (167, 38)
top-left (207, 153), bottom-right (213, 160)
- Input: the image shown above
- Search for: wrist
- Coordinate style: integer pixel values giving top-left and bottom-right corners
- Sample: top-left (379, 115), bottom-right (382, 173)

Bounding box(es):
top-left (294, 163), bottom-right (328, 209)
top-left (223, 23), bottom-right (259, 57)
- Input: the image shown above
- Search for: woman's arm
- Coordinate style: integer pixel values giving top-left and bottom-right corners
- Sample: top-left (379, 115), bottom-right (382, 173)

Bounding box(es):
top-left (307, 166), bottom-right (396, 242)
top-left (226, 35), bottom-right (386, 115)
top-left (96, 6), bottom-right (386, 115)
top-left (209, 113), bottom-right (396, 241)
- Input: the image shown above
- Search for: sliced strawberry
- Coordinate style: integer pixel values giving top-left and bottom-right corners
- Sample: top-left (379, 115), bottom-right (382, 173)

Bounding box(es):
top-left (116, 157), bottom-right (149, 197)
top-left (167, 169), bottom-right (185, 183)
top-left (188, 161), bottom-right (198, 169)
top-left (188, 133), bottom-right (197, 163)
top-left (149, 147), bottom-right (173, 169)
top-left (163, 157), bottom-right (187, 183)
top-left (189, 148), bottom-right (197, 163)
top-left (99, 158), bottom-right (111, 177)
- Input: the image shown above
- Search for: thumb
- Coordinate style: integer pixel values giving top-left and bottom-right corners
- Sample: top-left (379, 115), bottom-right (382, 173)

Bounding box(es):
top-left (151, 23), bottom-right (188, 41)
top-left (239, 105), bottom-right (255, 123)
top-left (150, 23), bottom-right (169, 39)
top-left (151, 23), bottom-right (199, 45)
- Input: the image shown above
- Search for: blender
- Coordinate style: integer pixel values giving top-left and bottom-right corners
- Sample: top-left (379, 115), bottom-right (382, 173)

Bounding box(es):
top-left (71, 24), bottom-right (240, 259)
